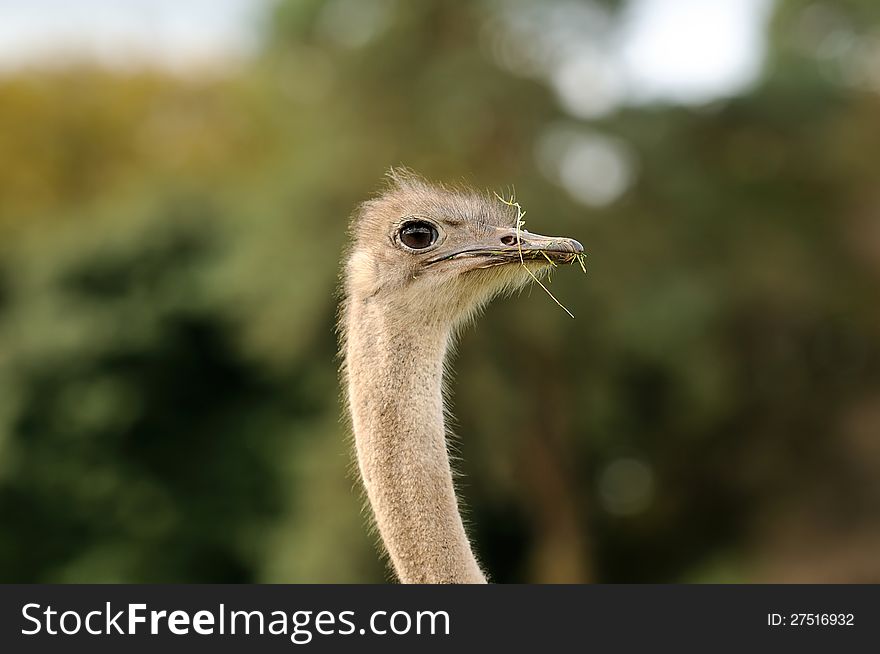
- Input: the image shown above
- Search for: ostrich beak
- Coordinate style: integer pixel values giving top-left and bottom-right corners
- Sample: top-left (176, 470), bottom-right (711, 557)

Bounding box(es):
top-left (499, 229), bottom-right (584, 262)
top-left (425, 227), bottom-right (584, 267)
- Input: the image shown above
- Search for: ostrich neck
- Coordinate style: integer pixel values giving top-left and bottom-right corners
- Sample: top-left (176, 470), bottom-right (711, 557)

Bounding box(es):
top-left (345, 300), bottom-right (486, 584)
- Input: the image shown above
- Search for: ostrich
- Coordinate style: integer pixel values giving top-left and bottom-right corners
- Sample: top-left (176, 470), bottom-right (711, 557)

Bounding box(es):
top-left (340, 170), bottom-right (583, 583)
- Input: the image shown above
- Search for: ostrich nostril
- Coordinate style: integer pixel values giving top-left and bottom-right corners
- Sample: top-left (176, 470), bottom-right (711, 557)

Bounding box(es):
top-left (500, 234), bottom-right (518, 246)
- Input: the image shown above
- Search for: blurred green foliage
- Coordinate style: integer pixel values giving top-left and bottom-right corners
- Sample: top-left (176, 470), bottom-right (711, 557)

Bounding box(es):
top-left (0, 0), bottom-right (878, 582)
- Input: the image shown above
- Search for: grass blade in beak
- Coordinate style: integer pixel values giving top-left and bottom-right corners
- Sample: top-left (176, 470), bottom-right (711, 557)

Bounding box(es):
top-left (495, 191), bottom-right (577, 319)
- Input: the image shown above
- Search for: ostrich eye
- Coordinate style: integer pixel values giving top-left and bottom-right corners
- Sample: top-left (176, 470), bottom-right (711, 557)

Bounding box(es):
top-left (398, 221), bottom-right (439, 250)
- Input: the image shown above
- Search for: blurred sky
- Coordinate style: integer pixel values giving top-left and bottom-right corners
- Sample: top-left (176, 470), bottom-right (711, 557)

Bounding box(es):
top-left (621, 0), bottom-right (772, 102)
top-left (0, 0), bottom-right (271, 71)
top-left (0, 0), bottom-right (773, 104)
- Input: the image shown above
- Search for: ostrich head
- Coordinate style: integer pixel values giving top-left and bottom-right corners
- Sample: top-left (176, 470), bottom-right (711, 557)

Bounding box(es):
top-left (344, 170), bottom-right (584, 326)
top-left (341, 170), bottom-right (584, 583)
